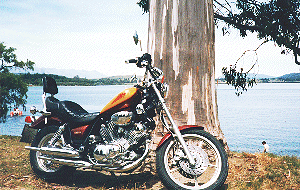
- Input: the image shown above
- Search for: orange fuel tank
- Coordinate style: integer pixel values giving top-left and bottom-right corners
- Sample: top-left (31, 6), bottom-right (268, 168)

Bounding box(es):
top-left (100, 87), bottom-right (142, 114)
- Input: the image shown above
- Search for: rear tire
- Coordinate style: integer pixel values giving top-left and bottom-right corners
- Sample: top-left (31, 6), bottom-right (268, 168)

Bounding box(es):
top-left (156, 128), bottom-right (228, 190)
top-left (30, 126), bottom-right (75, 181)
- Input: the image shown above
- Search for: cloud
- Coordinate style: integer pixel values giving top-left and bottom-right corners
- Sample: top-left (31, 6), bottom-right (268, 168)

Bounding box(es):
top-left (2, 0), bottom-right (298, 77)
top-left (0, 0), bottom-right (149, 76)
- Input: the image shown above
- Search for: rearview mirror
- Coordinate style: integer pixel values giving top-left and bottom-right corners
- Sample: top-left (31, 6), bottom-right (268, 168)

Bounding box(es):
top-left (30, 106), bottom-right (37, 115)
top-left (133, 31), bottom-right (139, 45)
top-left (133, 31), bottom-right (142, 51)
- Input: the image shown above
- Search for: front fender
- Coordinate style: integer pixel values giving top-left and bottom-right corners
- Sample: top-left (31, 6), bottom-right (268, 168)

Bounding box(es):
top-left (156, 125), bottom-right (204, 150)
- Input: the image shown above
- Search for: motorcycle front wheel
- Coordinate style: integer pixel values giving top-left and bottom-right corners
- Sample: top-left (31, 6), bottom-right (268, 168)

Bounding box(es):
top-left (30, 126), bottom-right (75, 180)
top-left (156, 128), bottom-right (228, 190)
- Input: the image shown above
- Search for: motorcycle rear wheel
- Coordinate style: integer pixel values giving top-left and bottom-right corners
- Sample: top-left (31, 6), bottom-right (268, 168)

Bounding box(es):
top-left (30, 126), bottom-right (75, 180)
top-left (156, 128), bottom-right (228, 190)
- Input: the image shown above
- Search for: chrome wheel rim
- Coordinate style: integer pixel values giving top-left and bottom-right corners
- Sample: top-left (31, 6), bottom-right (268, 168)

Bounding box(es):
top-left (164, 134), bottom-right (222, 189)
top-left (36, 133), bottom-right (63, 172)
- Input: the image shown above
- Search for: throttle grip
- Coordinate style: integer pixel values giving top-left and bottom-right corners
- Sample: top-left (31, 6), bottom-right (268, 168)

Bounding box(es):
top-left (125, 59), bottom-right (138, 64)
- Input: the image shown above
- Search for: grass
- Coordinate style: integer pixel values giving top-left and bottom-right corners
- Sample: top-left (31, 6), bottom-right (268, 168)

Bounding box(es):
top-left (226, 152), bottom-right (300, 190)
top-left (0, 135), bottom-right (163, 190)
top-left (1, 135), bottom-right (300, 189)
top-left (0, 135), bottom-right (34, 189)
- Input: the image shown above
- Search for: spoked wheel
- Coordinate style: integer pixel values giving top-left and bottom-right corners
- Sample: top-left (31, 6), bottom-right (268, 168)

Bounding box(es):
top-left (156, 128), bottom-right (228, 190)
top-left (30, 126), bottom-right (75, 180)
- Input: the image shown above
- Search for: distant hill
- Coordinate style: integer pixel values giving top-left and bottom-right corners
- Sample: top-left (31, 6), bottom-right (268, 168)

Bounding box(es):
top-left (35, 67), bottom-right (106, 79)
top-left (106, 75), bottom-right (143, 80)
top-left (226, 73), bottom-right (300, 81)
top-left (217, 72), bottom-right (300, 83)
top-left (247, 73), bottom-right (275, 79)
top-left (20, 73), bottom-right (136, 86)
top-left (12, 67), bottom-right (106, 79)
top-left (217, 73), bottom-right (275, 80)
top-left (277, 73), bottom-right (300, 81)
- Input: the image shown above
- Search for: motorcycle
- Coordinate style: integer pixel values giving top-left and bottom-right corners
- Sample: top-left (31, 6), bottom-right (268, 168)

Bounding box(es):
top-left (23, 53), bottom-right (228, 190)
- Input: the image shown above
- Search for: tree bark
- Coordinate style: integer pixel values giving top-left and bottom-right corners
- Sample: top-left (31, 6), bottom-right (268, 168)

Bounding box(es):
top-left (148, 0), bottom-right (228, 149)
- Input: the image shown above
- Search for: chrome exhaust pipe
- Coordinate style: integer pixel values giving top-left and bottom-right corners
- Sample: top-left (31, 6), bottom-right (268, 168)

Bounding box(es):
top-left (25, 146), bottom-right (80, 158)
top-left (27, 142), bottom-right (151, 172)
top-left (38, 156), bottom-right (93, 168)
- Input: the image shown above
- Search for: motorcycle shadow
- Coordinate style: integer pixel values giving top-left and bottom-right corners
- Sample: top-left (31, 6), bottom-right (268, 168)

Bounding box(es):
top-left (55, 170), bottom-right (164, 189)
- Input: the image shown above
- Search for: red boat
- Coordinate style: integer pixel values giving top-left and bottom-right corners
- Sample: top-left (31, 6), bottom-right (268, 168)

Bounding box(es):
top-left (10, 108), bottom-right (23, 117)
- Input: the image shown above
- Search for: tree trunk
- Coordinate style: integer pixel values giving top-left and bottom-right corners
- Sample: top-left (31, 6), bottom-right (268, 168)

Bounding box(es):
top-left (148, 0), bottom-right (228, 149)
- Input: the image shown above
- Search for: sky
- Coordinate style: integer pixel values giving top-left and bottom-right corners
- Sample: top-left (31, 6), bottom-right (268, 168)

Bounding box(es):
top-left (1, 0), bottom-right (299, 78)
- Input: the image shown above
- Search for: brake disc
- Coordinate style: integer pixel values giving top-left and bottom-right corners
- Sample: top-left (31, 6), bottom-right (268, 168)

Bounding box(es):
top-left (177, 145), bottom-right (209, 178)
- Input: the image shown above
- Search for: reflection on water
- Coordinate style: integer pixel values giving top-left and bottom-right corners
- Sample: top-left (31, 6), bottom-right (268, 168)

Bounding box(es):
top-left (217, 83), bottom-right (300, 157)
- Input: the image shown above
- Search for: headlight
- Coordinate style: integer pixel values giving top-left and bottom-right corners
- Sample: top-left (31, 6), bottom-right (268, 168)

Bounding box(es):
top-left (151, 67), bottom-right (168, 98)
top-left (152, 67), bottom-right (164, 81)
top-left (161, 83), bottom-right (169, 98)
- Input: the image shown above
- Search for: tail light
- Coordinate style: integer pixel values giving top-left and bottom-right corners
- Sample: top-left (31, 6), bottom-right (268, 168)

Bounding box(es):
top-left (25, 116), bottom-right (32, 123)
top-left (25, 116), bottom-right (38, 123)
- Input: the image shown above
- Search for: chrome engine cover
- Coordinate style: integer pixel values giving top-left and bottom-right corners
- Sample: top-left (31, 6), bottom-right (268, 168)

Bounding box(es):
top-left (93, 138), bottom-right (130, 163)
top-left (111, 111), bottom-right (134, 126)
top-left (93, 119), bottom-right (149, 168)
top-left (93, 143), bottom-right (120, 163)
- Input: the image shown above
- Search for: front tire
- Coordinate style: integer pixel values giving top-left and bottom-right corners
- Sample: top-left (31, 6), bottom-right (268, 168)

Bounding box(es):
top-left (156, 128), bottom-right (228, 190)
top-left (30, 126), bottom-right (75, 180)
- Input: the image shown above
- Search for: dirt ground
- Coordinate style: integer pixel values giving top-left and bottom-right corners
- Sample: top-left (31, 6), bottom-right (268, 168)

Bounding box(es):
top-left (1, 135), bottom-right (300, 190)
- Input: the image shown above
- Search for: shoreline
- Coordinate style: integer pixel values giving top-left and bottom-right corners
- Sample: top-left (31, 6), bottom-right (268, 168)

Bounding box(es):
top-left (27, 81), bottom-right (300, 87)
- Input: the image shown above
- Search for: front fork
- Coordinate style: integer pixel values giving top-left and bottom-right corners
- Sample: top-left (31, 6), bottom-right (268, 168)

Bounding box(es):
top-left (151, 83), bottom-right (196, 166)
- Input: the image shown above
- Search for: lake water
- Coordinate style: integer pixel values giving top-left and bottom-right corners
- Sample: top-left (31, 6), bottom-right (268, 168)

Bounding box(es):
top-left (1, 83), bottom-right (299, 157)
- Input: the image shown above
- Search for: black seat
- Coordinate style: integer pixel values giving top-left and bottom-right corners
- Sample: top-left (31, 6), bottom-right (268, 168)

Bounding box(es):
top-left (42, 76), bottom-right (99, 127)
top-left (46, 97), bottom-right (99, 127)
top-left (43, 76), bottom-right (58, 95)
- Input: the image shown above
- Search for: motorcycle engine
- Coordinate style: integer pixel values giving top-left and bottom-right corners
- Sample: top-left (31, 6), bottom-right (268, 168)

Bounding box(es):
top-left (90, 111), bottom-right (150, 168)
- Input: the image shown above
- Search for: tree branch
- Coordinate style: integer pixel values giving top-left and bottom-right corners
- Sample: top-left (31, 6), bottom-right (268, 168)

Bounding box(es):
top-left (214, 13), bottom-right (262, 32)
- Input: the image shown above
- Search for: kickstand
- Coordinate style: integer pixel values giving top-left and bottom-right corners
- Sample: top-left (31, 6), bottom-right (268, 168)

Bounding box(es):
top-left (110, 171), bottom-right (121, 187)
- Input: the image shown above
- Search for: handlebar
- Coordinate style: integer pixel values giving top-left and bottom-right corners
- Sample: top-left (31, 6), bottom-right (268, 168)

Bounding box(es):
top-left (125, 59), bottom-right (138, 64)
top-left (125, 53), bottom-right (165, 83)
top-left (125, 53), bottom-right (152, 68)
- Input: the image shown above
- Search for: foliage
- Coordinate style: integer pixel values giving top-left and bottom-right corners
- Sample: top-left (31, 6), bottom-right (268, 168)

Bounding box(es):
top-left (0, 73), bottom-right (28, 120)
top-left (0, 43), bottom-right (34, 72)
top-left (214, 0), bottom-right (300, 65)
top-left (138, 0), bottom-right (300, 61)
top-left (222, 65), bottom-right (256, 96)
top-left (214, 0), bottom-right (300, 95)
top-left (221, 40), bottom-right (265, 95)
top-left (137, 1), bottom-right (300, 95)
top-left (0, 42), bottom-right (34, 122)
top-left (137, 0), bottom-right (149, 14)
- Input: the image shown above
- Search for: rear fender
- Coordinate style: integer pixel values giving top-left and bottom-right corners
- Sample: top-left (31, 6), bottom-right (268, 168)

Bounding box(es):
top-left (156, 125), bottom-right (204, 150)
top-left (31, 115), bottom-right (62, 129)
